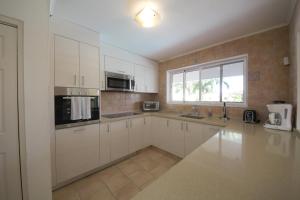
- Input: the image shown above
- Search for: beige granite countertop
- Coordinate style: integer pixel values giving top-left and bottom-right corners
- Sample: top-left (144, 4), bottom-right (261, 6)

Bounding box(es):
top-left (132, 120), bottom-right (300, 200)
top-left (100, 112), bottom-right (227, 127)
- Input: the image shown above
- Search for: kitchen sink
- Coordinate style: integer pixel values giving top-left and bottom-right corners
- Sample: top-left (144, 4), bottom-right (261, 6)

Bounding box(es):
top-left (102, 112), bottom-right (142, 119)
top-left (180, 114), bottom-right (205, 120)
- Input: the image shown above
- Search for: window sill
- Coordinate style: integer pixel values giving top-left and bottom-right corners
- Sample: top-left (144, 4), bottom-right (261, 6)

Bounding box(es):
top-left (166, 101), bottom-right (248, 108)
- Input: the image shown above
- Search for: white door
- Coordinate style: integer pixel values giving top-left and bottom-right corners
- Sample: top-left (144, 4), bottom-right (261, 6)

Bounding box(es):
top-left (56, 124), bottom-right (100, 183)
top-left (129, 118), bottom-right (144, 153)
top-left (0, 24), bottom-right (22, 200)
top-left (134, 64), bottom-right (145, 92)
top-left (80, 43), bottom-right (100, 89)
top-left (151, 117), bottom-right (169, 150)
top-left (54, 35), bottom-right (80, 87)
top-left (110, 120), bottom-right (129, 161)
top-left (169, 120), bottom-right (185, 157)
top-left (100, 123), bottom-right (111, 166)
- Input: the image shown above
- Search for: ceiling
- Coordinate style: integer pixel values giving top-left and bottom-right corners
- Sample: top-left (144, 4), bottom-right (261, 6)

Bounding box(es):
top-left (53, 0), bottom-right (296, 62)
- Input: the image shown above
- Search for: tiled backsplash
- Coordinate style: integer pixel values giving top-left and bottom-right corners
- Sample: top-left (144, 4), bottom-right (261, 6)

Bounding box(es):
top-left (159, 26), bottom-right (290, 121)
top-left (101, 92), bottom-right (158, 114)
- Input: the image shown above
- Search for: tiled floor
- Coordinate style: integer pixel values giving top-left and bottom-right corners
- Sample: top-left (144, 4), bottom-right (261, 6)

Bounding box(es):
top-left (53, 146), bottom-right (181, 200)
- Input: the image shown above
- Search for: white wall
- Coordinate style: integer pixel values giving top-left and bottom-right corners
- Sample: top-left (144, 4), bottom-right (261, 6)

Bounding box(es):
top-left (0, 0), bottom-right (52, 200)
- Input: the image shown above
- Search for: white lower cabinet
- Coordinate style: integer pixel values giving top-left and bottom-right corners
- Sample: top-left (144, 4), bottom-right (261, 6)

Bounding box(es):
top-left (184, 122), bottom-right (220, 156)
top-left (129, 117), bottom-right (144, 153)
top-left (143, 117), bottom-right (152, 147)
top-left (168, 120), bottom-right (185, 158)
top-left (55, 124), bottom-right (100, 183)
top-left (100, 123), bottom-right (111, 166)
top-left (151, 117), bottom-right (169, 151)
top-left (110, 120), bottom-right (129, 161)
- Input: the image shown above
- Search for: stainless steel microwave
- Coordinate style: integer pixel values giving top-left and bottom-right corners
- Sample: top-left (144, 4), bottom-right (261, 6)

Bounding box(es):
top-left (105, 71), bottom-right (135, 92)
top-left (143, 101), bottom-right (160, 112)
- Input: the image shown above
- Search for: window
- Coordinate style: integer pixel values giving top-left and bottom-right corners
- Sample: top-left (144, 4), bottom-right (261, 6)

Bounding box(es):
top-left (167, 55), bottom-right (247, 107)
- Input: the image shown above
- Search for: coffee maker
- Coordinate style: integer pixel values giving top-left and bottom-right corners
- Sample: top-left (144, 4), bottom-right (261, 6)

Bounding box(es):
top-left (263, 104), bottom-right (292, 131)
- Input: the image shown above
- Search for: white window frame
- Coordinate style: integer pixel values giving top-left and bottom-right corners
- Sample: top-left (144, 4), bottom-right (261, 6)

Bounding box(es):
top-left (167, 54), bottom-right (248, 107)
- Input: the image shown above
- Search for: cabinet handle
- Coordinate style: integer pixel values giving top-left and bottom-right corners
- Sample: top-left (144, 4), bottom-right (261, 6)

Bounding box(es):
top-left (82, 76), bottom-right (85, 86)
top-left (181, 122), bottom-right (183, 131)
top-left (130, 120), bottom-right (132, 128)
top-left (144, 118), bottom-right (146, 125)
top-left (74, 74), bottom-right (77, 86)
top-left (186, 123), bottom-right (188, 131)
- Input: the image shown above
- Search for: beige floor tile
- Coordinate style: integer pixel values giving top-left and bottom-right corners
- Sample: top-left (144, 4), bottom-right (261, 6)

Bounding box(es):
top-left (103, 172), bottom-right (132, 195)
top-left (117, 159), bottom-right (143, 176)
top-left (114, 183), bottom-right (140, 200)
top-left (97, 166), bottom-right (123, 182)
top-left (88, 188), bottom-right (116, 200)
top-left (53, 185), bottom-right (80, 200)
top-left (132, 156), bottom-right (159, 171)
top-left (149, 165), bottom-right (170, 178)
top-left (128, 169), bottom-right (154, 188)
top-left (72, 175), bottom-right (113, 200)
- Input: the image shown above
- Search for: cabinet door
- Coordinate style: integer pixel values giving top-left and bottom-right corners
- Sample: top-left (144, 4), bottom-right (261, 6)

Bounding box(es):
top-left (80, 43), bottom-right (100, 88)
top-left (151, 117), bottom-right (169, 151)
top-left (143, 117), bottom-right (152, 148)
top-left (129, 118), bottom-right (144, 153)
top-left (134, 64), bottom-right (146, 92)
top-left (110, 120), bottom-right (129, 161)
top-left (169, 120), bottom-right (185, 158)
top-left (144, 66), bottom-right (158, 93)
top-left (184, 122), bottom-right (219, 156)
top-left (56, 124), bottom-right (99, 183)
top-left (54, 35), bottom-right (80, 87)
top-left (100, 123), bottom-right (111, 166)
top-left (104, 55), bottom-right (134, 75)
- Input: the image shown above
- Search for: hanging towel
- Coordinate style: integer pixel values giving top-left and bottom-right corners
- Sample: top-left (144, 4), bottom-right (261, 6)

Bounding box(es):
top-left (71, 97), bottom-right (82, 120)
top-left (81, 97), bottom-right (92, 120)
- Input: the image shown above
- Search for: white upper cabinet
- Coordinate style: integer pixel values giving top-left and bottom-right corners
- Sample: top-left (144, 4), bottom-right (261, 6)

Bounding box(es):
top-left (145, 65), bottom-right (159, 93)
top-left (54, 35), bottom-right (80, 87)
top-left (134, 64), bottom-right (146, 92)
top-left (54, 35), bottom-right (100, 88)
top-left (80, 43), bottom-right (100, 88)
top-left (104, 55), bottom-right (134, 75)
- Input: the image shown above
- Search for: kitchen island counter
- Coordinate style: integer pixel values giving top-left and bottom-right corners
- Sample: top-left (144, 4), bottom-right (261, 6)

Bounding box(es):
top-left (132, 121), bottom-right (300, 200)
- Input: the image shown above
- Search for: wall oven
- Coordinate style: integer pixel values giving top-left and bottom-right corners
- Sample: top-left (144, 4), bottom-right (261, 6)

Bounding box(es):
top-left (105, 71), bottom-right (135, 92)
top-left (54, 87), bottom-right (100, 129)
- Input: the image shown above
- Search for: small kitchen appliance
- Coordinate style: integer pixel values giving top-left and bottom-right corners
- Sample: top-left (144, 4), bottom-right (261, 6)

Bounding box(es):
top-left (105, 71), bottom-right (135, 92)
top-left (263, 104), bottom-right (292, 131)
top-left (143, 101), bottom-right (160, 112)
top-left (243, 110), bottom-right (259, 123)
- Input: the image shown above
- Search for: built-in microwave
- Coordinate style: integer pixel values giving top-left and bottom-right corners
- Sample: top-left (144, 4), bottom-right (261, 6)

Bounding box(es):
top-left (105, 71), bottom-right (135, 92)
top-left (54, 87), bottom-right (100, 129)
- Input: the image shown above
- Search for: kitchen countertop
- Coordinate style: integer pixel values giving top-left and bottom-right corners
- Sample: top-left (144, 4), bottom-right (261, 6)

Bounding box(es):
top-left (100, 112), bottom-right (227, 127)
top-left (131, 120), bottom-right (300, 200)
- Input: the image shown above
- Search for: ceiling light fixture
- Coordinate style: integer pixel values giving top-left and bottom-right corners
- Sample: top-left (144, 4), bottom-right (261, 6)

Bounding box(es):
top-left (135, 4), bottom-right (161, 28)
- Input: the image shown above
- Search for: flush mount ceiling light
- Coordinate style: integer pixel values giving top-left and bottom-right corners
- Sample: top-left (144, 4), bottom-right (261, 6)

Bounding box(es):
top-left (135, 4), bottom-right (161, 28)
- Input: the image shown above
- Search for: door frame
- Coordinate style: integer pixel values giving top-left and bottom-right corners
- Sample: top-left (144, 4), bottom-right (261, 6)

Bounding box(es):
top-left (0, 15), bottom-right (28, 200)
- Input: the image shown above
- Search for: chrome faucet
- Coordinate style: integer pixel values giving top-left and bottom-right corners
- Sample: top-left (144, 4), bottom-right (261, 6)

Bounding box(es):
top-left (222, 102), bottom-right (230, 120)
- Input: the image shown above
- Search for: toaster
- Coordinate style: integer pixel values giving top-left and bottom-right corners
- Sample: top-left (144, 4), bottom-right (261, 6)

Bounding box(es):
top-left (143, 101), bottom-right (160, 112)
top-left (243, 110), bottom-right (259, 123)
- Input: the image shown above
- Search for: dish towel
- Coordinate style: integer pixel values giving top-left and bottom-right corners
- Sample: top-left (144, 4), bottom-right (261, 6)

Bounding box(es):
top-left (81, 97), bottom-right (92, 120)
top-left (71, 97), bottom-right (82, 120)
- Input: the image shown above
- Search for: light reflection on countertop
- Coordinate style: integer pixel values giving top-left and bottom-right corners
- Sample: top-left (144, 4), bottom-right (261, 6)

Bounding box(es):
top-left (132, 120), bottom-right (300, 200)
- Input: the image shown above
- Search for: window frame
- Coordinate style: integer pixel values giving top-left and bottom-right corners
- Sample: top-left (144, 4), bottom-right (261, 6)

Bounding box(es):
top-left (166, 54), bottom-right (248, 107)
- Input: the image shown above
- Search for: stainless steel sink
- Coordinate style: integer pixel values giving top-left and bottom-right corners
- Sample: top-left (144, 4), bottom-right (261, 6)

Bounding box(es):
top-left (180, 114), bottom-right (205, 120)
top-left (102, 112), bottom-right (142, 119)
